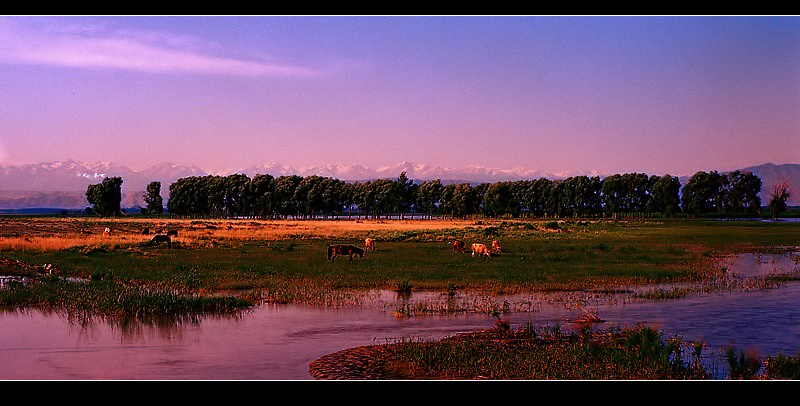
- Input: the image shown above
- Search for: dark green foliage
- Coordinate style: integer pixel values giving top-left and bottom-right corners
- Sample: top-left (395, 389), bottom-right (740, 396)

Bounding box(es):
top-left (722, 171), bottom-right (762, 217)
top-left (415, 179), bottom-right (443, 219)
top-left (440, 182), bottom-right (479, 218)
top-left (396, 171), bottom-right (418, 219)
top-left (682, 170), bottom-right (762, 218)
top-left (85, 177), bottom-right (123, 217)
top-left (143, 181), bottom-right (163, 217)
top-left (650, 174), bottom-right (681, 216)
top-left (247, 173), bottom-right (276, 218)
top-left (482, 181), bottom-right (515, 218)
top-left (163, 169), bottom-right (762, 220)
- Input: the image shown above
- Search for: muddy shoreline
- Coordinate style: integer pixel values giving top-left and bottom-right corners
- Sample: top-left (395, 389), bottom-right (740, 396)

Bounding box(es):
top-left (308, 343), bottom-right (406, 380)
top-left (308, 330), bottom-right (495, 380)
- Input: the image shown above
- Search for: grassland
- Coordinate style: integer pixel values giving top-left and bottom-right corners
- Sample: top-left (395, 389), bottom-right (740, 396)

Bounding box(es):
top-left (2, 216), bottom-right (799, 311)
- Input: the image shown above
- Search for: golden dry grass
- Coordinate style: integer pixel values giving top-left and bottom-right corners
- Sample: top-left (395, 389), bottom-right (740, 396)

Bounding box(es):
top-left (0, 217), bottom-right (486, 252)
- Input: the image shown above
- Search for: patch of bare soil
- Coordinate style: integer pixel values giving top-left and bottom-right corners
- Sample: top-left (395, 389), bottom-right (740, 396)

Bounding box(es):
top-left (308, 343), bottom-right (409, 380)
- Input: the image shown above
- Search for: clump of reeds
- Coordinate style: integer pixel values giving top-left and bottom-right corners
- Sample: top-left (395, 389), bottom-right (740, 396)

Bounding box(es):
top-left (0, 275), bottom-right (252, 324)
top-left (725, 348), bottom-right (762, 379)
top-left (763, 353), bottom-right (800, 379)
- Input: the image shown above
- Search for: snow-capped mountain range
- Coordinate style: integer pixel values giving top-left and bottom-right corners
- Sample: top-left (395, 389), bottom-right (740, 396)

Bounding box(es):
top-left (236, 161), bottom-right (572, 184)
top-left (0, 160), bottom-right (797, 209)
top-left (0, 160), bottom-right (572, 209)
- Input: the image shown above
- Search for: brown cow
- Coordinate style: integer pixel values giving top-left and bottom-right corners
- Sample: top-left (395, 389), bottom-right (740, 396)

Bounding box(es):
top-left (364, 238), bottom-right (376, 252)
top-left (327, 244), bottom-right (365, 262)
top-left (471, 243), bottom-right (491, 258)
top-left (452, 240), bottom-right (466, 253)
top-left (491, 240), bottom-right (503, 254)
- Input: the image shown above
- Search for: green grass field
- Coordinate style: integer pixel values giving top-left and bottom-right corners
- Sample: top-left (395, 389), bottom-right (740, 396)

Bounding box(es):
top-left (3, 218), bottom-right (799, 309)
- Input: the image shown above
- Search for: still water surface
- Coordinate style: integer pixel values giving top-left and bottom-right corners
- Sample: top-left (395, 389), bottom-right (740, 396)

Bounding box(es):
top-left (1, 252), bottom-right (799, 380)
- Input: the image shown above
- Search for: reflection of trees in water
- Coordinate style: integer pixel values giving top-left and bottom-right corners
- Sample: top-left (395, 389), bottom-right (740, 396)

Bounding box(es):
top-left (67, 311), bottom-right (248, 342)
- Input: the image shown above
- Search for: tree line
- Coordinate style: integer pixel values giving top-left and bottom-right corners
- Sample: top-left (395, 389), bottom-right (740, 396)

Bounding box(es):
top-left (87, 169), bottom-right (778, 220)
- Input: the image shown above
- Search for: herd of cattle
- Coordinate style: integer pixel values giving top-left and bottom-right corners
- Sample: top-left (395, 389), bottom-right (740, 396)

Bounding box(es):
top-left (452, 239), bottom-right (502, 257)
top-left (326, 237), bottom-right (503, 261)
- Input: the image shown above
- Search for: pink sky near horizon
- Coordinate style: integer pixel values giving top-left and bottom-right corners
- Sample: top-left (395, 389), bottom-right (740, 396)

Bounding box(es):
top-left (0, 16), bottom-right (798, 177)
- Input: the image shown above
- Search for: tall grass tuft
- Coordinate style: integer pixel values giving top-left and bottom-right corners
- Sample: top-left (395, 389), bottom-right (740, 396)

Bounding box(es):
top-left (395, 278), bottom-right (413, 294)
top-left (763, 353), bottom-right (800, 379)
top-left (725, 348), bottom-right (762, 379)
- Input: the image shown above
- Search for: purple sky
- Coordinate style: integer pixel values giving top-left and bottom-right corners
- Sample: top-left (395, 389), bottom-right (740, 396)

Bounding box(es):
top-left (0, 16), bottom-right (798, 176)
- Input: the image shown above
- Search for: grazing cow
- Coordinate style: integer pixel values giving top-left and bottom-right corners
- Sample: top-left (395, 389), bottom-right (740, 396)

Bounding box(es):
top-left (327, 244), bottom-right (365, 262)
top-left (103, 227), bottom-right (111, 236)
top-left (166, 229), bottom-right (178, 237)
top-left (452, 240), bottom-right (466, 253)
top-left (364, 238), bottom-right (376, 252)
top-left (491, 240), bottom-right (503, 254)
top-left (471, 243), bottom-right (491, 258)
top-left (150, 235), bottom-right (171, 248)
top-left (141, 227), bottom-right (151, 235)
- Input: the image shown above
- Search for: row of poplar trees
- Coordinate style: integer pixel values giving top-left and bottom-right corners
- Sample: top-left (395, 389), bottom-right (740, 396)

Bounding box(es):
top-left (148, 170), bottom-right (762, 220)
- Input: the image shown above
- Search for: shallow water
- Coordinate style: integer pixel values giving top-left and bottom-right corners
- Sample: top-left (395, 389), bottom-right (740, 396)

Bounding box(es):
top-left (1, 252), bottom-right (798, 380)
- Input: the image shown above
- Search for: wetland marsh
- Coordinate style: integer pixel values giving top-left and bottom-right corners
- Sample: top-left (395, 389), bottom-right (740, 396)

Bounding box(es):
top-left (1, 216), bottom-right (799, 379)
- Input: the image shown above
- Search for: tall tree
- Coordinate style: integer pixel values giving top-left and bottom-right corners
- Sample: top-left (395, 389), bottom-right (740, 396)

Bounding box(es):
top-left (395, 172), bottom-right (417, 219)
top-left (483, 181), bottom-right (514, 218)
top-left (441, 183), bottom-right (477, 218)
top-left (767, 180), bottom-right (791, 220)
top-left (681, 171), bottom-right (725, 217)
top-left (143, 181), bottom-right (163, 217)
top-left (86, 176), bottom-right (123, 217)
top-left (601, 174), bottom-right (626, 217)
top-left (223, 174), bottom-right (251, 218)
top-left (274, 175), bottom-right (303, 218)
top-left (246, 174), bottom-right (276, 218)
top-left (625, 173), bottom-right (654, 215)
top-left (569, 176), bottom-right (603, 217)
top-left (524, 178), bottom-right (553, 217)
top-left (722, 171), bottom-right (762, 217)
top-left (415, 179), bottom-right (443, 219)
top-left (650, 175), bottom-right (681, 217)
